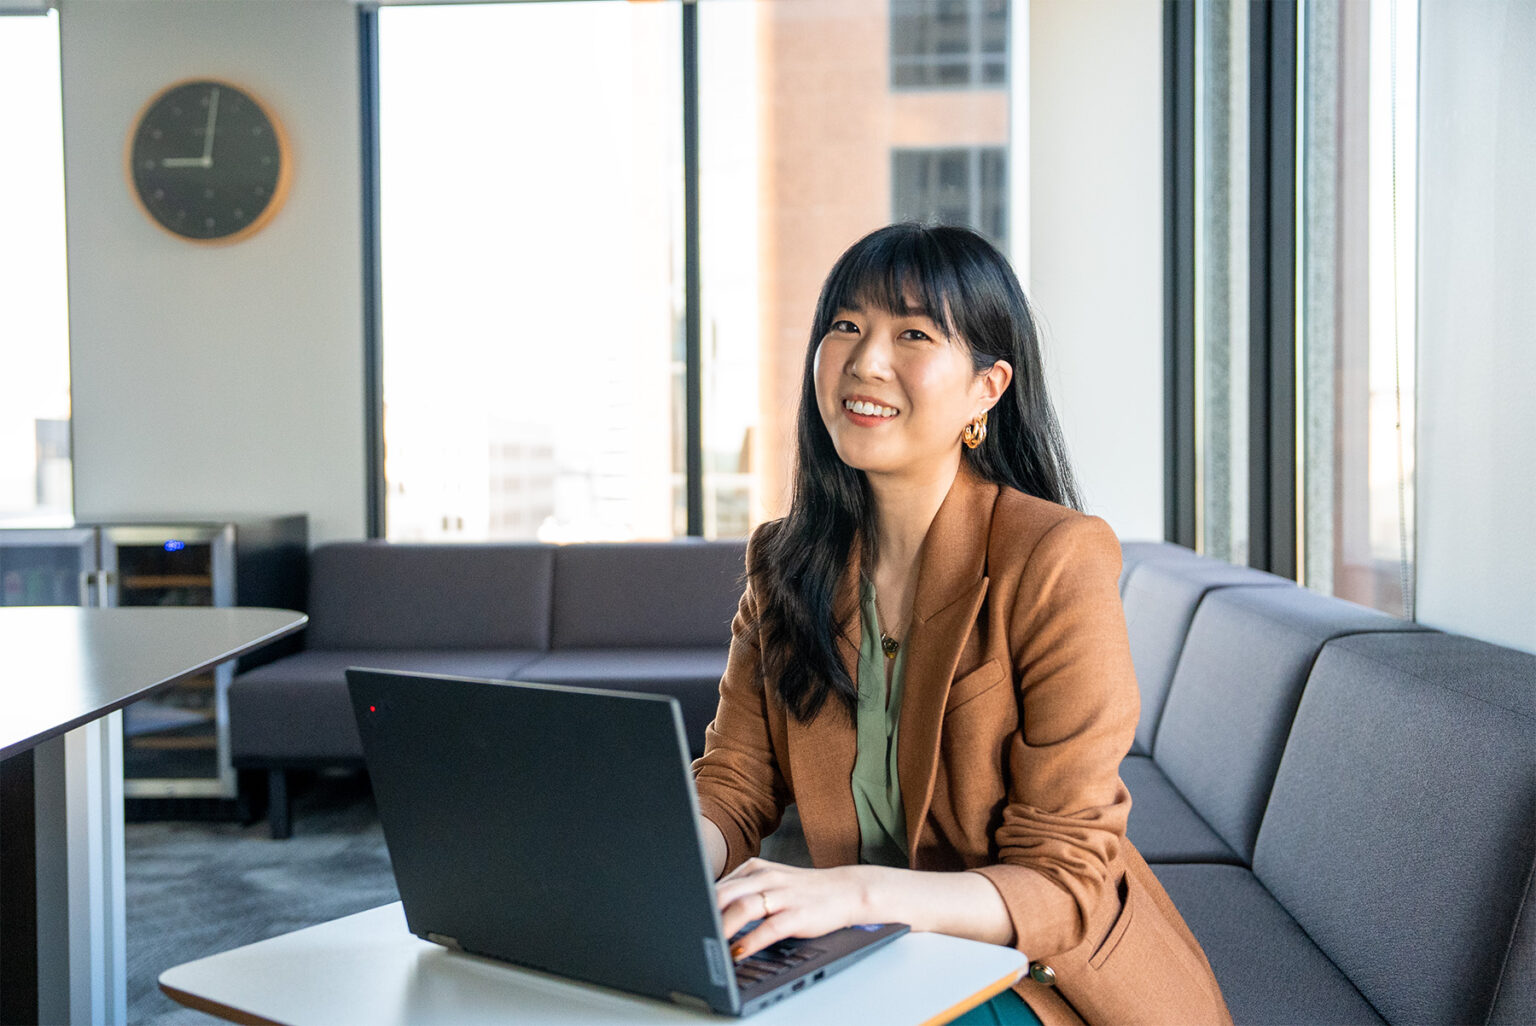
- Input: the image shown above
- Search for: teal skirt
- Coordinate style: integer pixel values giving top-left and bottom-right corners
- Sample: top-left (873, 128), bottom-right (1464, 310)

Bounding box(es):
top-left (950, 988), bottom-right (1043, 1025)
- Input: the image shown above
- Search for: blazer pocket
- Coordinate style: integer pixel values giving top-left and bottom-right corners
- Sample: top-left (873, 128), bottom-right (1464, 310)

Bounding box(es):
top-left (1050, 872), bottom-right (1232, 1026)
top-left (945, 658), bottom-right (1006, 713)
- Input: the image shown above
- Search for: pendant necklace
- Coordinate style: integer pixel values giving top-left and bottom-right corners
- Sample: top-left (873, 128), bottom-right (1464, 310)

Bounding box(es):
top-left (872, 588), bottom-right (901, 659)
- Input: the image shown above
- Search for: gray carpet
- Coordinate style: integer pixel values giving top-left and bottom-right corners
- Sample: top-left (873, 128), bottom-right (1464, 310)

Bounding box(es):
top-left (126, 772), bottom-right (811, 1025)
top-left (126, 772), bottom-right (398, 1025)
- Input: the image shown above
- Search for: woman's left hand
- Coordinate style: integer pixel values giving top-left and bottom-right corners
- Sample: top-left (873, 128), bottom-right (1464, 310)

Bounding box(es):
top-left (716, 857), bottom-right (885, 961)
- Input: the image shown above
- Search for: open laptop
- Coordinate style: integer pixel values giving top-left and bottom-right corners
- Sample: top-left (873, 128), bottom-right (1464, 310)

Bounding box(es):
top-left (345, 667), bottom-right (908, 1017)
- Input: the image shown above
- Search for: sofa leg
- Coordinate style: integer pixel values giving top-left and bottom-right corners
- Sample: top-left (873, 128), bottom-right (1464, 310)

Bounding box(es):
top-left (268, 769), bottom-right (292, 840)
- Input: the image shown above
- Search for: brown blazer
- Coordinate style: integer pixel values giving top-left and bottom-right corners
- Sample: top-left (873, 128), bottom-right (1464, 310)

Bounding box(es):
top-left (694, 468), bottom-right (1231, 1025)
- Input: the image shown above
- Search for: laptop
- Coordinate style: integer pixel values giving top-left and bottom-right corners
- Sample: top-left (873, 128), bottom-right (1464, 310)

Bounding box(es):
top-left (345, 667), bottom-right (908, 1016)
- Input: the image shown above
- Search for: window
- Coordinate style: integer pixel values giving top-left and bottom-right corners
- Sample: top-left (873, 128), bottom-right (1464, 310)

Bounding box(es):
top-left (1297, 0), bottom-right (1417, 616)
top-left (1181, 0), bottom-right (1417, 617)
top-left (891, 147), bottom-right (1008, 253)
top-left (378, 1), bottom-right (683, 543)
top-left (0, 12), bottom-right (71, 524)
top-left (377, 0), bottom-right (1020, 541)
top-left (891, 0), bottom-right (1008, 88)
top-left (1192, 0), bottom-right (1249, 565)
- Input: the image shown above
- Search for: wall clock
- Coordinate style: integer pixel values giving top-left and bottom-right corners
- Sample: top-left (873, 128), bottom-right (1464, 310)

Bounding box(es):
top-left (127, 79), bottom-right (291, 243)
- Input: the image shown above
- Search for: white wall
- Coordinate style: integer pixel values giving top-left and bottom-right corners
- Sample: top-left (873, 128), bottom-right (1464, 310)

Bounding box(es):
top-left (1415, 0), bottom-right (1536, 653)
top-left (60, 0), bottom-right (366, 546)
top-left (1028, 0), bottom-right (1164, 540)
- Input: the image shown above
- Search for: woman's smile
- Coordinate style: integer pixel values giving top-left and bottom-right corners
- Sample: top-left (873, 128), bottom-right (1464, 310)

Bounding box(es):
top-left (841, 396), bottom-right (901, 422)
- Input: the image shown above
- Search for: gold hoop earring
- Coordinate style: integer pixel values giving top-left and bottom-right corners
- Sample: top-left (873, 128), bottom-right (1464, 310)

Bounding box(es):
top-left (962, 412), bottom-right (988, 450)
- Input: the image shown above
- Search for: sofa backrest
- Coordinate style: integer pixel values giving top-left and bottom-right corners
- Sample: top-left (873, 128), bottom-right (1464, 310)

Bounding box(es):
top-left (1117, 540), bottom-right (1191, 594)
top-left (1120, 553), bottom-right (1289, 754)
top-left (550, 540), bottom-right (747, 649)
top-left (1253, 632), bottom-right (1536, 1026)
top-left (306, 542), bottom-right (554, 650)
top-left (1153, 584), bottom-right (1425, 863)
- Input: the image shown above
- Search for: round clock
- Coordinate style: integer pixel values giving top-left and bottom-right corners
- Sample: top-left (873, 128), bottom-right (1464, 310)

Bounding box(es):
top-left (127, 79), bottom-right (291, 243)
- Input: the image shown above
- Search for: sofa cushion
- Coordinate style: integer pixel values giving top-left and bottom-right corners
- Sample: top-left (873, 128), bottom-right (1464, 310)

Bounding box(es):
top-left (1153, 586), bottom-right (1425, 864)
top-left (1121, 557), bottom-right (1289, 755)
top-left (1254, 632), bottom-right (1536, 1026)
top-left (230, 649), bottom-right (543, 762)
top-left (550, 541), bottom-right (746, 649)
top-left (306, 543), bottom-right (554, 650)
top-left (514, 648), bottom-right (728, 757)
top-left (1120, 755), bottom-right (1241, 864)
top-left (1153, 863), bottom-right (1384, 1025)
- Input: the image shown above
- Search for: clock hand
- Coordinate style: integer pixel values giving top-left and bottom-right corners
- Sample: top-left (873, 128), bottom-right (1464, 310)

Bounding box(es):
top-left (201, 85), bottom-right (221, 165)
top-left (161, 156), bottom-right (210, 168)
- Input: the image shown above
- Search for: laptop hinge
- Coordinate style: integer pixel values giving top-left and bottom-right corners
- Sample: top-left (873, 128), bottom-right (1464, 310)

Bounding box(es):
top-left (668, 992), bottom-right (712, 1012)
top-left (426, 932), bottom-right (463, 951)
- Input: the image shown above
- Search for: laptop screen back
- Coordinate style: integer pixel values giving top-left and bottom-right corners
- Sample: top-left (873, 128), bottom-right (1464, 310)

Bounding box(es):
top-left (346, 669), bottom-right (737, 1011)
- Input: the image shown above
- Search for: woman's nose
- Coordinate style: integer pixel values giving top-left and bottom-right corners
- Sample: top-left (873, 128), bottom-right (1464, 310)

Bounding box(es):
top-left (846, 333), bottom-right (892, 380)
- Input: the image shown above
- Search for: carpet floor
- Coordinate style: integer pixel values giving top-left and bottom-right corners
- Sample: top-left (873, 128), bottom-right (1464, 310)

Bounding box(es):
top-left (125, 772), bottom-right (398, 1025)
top-left (125, 772), bottom-right (811, 1025)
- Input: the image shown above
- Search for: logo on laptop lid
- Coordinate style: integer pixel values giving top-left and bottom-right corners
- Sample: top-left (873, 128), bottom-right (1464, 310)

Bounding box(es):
top-left (703, 938), bottom-right (730, 987)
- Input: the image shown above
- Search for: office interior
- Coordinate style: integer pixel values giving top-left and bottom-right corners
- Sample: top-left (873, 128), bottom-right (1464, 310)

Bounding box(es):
top-left (1, 0), bottom-right (1533, 1023)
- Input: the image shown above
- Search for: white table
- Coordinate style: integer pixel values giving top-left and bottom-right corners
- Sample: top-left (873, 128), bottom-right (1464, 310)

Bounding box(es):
top-left (0, 606), bottom-right (307, 1026)
top-left (162, 902), bottom-right (1027, 1026)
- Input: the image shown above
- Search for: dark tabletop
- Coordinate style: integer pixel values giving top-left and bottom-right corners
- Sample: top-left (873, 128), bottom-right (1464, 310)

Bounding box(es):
top-left (0, 606), bottom-right (307, 761)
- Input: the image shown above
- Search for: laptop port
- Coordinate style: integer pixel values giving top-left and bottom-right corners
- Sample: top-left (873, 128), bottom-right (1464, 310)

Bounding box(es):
top-left (793, 980), bottom-right (806, 992)
top-left (813, 970), bottom-right (825, 982)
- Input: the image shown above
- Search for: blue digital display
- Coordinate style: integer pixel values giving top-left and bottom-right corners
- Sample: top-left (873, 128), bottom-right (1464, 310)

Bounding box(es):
top-left (164, 540), bottom-right (186, 553)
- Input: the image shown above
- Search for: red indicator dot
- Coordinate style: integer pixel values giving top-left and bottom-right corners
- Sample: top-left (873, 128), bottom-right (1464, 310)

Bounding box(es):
top-left (369, 705), bottom-right (377, 713)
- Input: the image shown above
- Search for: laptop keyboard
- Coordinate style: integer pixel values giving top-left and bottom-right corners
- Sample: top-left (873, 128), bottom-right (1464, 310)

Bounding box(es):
top-left (733, 937), bottom-right (823, 989)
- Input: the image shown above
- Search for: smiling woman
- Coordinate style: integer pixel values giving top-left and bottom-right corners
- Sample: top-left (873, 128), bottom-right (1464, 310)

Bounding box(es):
top-left (692, 224), bottom-right (1232, 1026)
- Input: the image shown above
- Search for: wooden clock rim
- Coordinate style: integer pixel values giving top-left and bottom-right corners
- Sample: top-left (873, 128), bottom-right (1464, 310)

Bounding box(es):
top-left (125, 77), bottom-right (293, 246)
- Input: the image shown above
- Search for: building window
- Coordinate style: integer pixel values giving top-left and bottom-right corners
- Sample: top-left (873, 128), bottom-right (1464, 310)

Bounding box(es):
top-left (0, 12), bottom-right (72, 523)
top-left (891, 0), bottom-right (1008, 89)
top-left (891, 147), bottom-right (1008, 251)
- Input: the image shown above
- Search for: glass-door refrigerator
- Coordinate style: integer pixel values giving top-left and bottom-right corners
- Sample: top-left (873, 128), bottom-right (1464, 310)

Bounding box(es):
top-left (100, 524), bottom-right (238, 799)
top-left (0, 526), bottom-right (99, 607)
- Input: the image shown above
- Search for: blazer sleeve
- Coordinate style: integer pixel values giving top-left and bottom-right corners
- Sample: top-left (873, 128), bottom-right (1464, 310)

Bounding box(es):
top-left (971, 512), bottom-right (1139, 959)
top-left (692, 546), bottom-right (792, 875)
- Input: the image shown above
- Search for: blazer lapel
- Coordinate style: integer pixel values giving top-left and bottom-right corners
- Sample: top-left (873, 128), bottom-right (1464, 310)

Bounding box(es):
top-left (783, 548), bottom-right (863, 867)
top-left (897, 469), bottom-right (996, 856)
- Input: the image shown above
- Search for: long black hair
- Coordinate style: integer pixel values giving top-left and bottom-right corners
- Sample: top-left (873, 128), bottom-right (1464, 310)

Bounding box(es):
top-left (749, 223), bottom-right (1081, 722)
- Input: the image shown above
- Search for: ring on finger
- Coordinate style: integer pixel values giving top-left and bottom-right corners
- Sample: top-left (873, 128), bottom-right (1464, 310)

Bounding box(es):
top-left (759, 892), bottom-right (773, 918)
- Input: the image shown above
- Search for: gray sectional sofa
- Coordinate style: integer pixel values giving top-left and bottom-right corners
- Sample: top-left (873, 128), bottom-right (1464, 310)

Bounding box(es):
top-left (1116, 542), bottom-right (1535, 1025)
top-left (228, 539), bottom-right (747, 838)
top-left (228, 536), bottom-right (1536, 1024)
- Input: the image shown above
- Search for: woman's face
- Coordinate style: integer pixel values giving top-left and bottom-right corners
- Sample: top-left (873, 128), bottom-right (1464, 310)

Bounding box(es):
top-left (813, 297), bottom-right (1010, 482)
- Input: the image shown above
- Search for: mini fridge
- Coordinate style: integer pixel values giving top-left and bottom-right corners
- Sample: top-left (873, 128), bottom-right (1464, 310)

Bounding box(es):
top-left (0, 516), bottom-right (306, 804)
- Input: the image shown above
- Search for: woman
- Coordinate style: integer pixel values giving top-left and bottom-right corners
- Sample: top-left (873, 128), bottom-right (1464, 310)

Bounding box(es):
top-left (692, 224), bottom-right (1230, 1025)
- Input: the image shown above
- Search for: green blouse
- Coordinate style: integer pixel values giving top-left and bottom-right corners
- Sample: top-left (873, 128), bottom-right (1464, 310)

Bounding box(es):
top-left (852, 579), bottom-right (909, 868)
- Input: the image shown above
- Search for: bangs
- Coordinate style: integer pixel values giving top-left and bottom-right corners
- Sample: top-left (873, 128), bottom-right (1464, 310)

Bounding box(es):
top-left (817, 226), bottom-right (963, 339)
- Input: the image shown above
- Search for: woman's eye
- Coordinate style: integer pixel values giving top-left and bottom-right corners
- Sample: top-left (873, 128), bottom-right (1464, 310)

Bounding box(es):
top-left (831, 319), bottom-right (860, 334)
top-left (900, 328), bottom-right (933, 342)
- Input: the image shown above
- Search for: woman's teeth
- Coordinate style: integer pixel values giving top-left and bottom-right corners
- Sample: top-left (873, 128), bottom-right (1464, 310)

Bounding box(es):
top-left (845, 400), bottom-right (897, 418)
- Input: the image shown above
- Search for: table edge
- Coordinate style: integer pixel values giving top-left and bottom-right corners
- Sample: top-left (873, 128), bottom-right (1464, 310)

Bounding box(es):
top-left (0, 607), bottom-right (307, 760)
